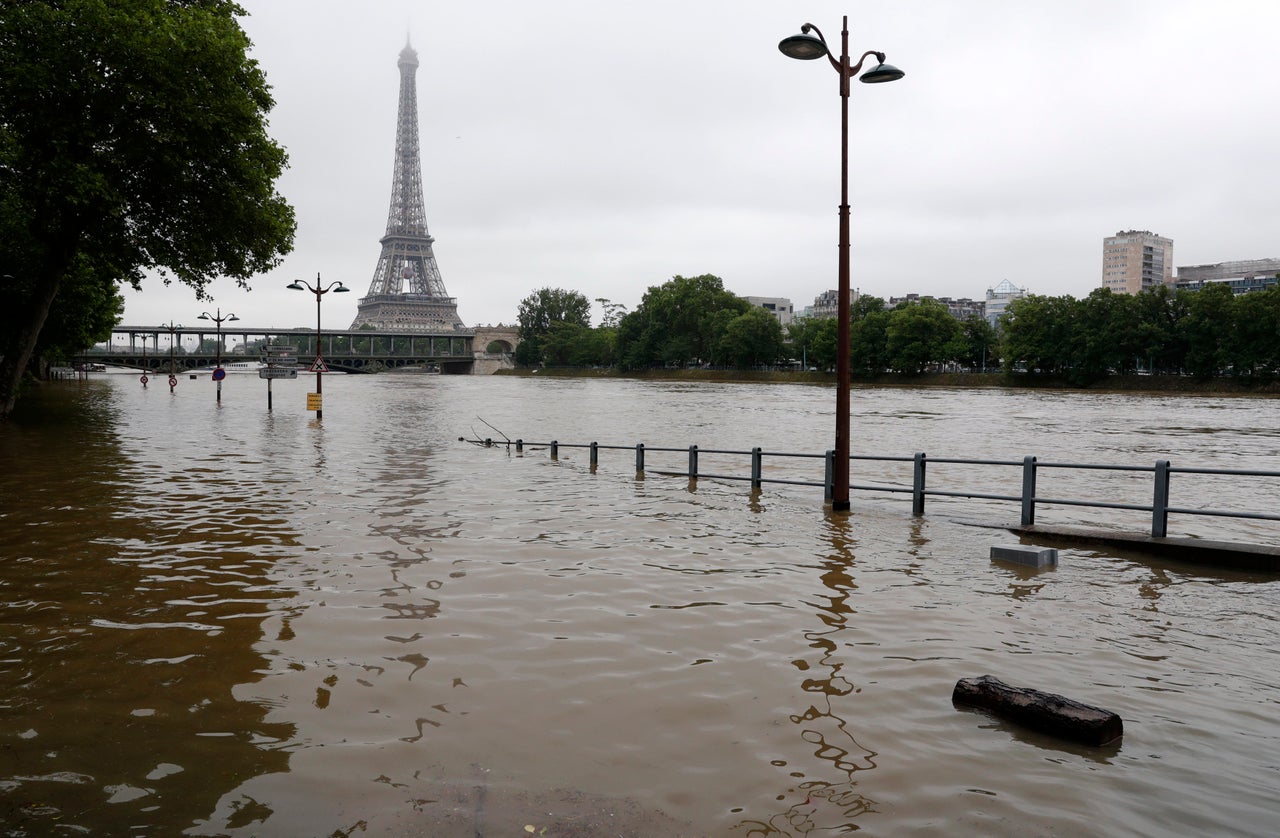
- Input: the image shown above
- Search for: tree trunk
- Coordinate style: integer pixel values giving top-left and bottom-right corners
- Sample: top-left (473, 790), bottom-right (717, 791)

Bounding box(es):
top-left (952, 675), bottom-right (1123, 746)
top-left (0, 269), bottom-right (64, 419)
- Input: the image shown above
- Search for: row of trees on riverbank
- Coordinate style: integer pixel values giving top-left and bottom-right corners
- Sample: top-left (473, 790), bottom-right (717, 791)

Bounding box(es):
top-left (517, 276), bottom-right (1280, 384)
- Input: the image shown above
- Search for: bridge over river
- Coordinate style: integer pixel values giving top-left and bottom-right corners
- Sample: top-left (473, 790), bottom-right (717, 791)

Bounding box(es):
top-left (83, 325), bottom-right (517, 374)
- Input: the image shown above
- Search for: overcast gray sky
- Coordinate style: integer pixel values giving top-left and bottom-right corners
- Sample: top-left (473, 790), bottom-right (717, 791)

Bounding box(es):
top-left (120, 0), bottom-right (1280, 330)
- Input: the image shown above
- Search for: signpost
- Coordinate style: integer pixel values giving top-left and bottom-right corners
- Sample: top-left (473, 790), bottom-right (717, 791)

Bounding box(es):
top-left (261, 345), bottom-right (298, 411)
top-left (258, 367), bottom-right (298, 380)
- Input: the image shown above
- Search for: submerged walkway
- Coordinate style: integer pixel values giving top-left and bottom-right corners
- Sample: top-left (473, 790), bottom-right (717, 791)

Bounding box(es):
top-left (999, 523), bottom-right (1280, 573)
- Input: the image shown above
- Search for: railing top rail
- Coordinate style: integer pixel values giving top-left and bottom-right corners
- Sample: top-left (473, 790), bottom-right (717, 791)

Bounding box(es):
top-left (917, 456), bottom-right (1026, 467)
top-left (516, 440), bottom-right (1280, 481)
top-left (1173, 466), bottom-right (1280, 479)
top-left (1036, 461), bottom-right (1157, 473)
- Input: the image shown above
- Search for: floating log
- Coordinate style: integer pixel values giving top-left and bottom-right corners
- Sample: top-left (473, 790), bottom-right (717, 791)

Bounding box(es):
top-left (952, 675), bottom-right (1122, 746)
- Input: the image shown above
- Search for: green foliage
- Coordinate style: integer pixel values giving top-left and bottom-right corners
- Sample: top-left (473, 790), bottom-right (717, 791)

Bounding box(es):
top-left (0, 0), bottom-right (296, 415)
top-left (997, 283), bottom-right (1280, 384)
top-left (959, 315), bottom-right (999, 371)
top-left (850, 295), bottom-right (890, 375)
top-left (515, 287), bottom-right (592, 366)
top-left (616, 274), bottom-right (750, 369)
top-left (716, 307), bottom-right (786, 368)
top-left (1179, 282), bottom-right (1234, 378)
top-left (885, 299), bottom-right (963, 374)
top-left (786, 317), bottom-right (837, 370)
top-left (1227, 286), bottom-right (1280, 381)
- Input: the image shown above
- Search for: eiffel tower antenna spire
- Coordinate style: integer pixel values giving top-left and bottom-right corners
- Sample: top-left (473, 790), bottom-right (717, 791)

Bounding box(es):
top-left (350, 37), bottom-right (465, 332)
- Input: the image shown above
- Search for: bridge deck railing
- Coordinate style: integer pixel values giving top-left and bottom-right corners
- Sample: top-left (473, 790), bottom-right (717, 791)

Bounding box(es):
top-left (482, 439), bottom-right (1280, 542)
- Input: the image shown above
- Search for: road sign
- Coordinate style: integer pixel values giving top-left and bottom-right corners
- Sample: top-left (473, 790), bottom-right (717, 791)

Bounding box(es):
top-left (139, 374), bottom-right (149, 385)
top-left (259, 367), bottom-right (298, 379)
top-left (168, 375), bottom-right (178, 388)
top-left (212, 367), bottom-right (227, 381)
top-left (310, 357), bottom-right (329, 373)
top-left (306, 393), bottom-right (322, 411)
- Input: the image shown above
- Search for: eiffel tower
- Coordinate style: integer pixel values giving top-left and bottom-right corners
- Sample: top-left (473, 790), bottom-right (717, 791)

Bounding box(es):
top-left (350, 39), bottom-right (465, 332)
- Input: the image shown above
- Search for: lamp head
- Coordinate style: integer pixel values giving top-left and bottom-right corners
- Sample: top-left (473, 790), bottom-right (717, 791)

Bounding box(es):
top-left (779, 30), bottom-right (828, 61)
top-left (227, 314), bottom-right (240, 322)
top-left (198, 312), bottom-right (211, 321)
top-left (334, 284), bottom-right (350, 293)
top-left (860, 61), bottom-right (905, 83)
top-left (287, 281), bottom-right (304, 291)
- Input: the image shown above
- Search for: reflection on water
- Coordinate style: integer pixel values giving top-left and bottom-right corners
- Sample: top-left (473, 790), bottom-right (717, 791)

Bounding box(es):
top-left (0, 385), bottom-right (293, 834)
top-left (2, 376), bottom-right (1278, 835)
top-left (737, 513), bottom-right (877, 836)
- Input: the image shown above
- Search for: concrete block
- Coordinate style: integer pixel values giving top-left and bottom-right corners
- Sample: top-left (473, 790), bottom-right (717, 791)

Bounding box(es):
top-left (991, 544), bottom-right (1058, 568)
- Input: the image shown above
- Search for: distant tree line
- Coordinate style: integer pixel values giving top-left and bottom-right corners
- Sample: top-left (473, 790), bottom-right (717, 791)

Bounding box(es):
top-left (516, 277), bottom-right (1280, 385)
top-left (1001, 283), bottom-right (1280, 384)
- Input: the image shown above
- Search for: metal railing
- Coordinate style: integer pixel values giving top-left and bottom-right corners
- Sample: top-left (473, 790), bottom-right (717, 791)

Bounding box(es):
top-left (484, 439), bottom-right (1280, 540)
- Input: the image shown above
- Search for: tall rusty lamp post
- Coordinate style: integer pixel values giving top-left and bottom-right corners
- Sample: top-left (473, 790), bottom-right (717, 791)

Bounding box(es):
top-left (778, 17), bottom-right (903, 512)
top-left (288, 273), bottom-right (349, 421)
top-left (197, 308), bottom-right (238, 403)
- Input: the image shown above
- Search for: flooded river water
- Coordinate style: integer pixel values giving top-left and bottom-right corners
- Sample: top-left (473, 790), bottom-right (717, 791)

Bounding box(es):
top-left (1, 374), bottom-right (1278, 835)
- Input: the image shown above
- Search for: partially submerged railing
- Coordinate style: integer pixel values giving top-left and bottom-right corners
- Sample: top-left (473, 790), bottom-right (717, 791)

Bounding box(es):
top-left (478, 438), bottom-right (1280, 541)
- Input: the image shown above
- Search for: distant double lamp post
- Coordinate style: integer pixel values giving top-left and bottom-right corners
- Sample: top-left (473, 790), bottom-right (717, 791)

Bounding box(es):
top-left (778, 16), bottom-right (904, 512)
top-left (287, 273), bottom-right (349, 421)
top-left (197, 308), bottom-right (238, 403)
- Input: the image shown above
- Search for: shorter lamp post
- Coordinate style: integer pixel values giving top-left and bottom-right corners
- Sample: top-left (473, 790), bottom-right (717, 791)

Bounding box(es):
top-left (160, 321), bottom-right (182, 391)
top-left (287, 273), bottom-right (349, 421)
top-left (138, 334), bottom-right (151, 387)
top-left (197, 308), bottom-right (239, 403)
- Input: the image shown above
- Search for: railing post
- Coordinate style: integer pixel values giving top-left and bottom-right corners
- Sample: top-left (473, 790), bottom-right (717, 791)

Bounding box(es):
top-left (1152, 459), bottom-right (1170, 538)
top-left (589, 441), bottom-right (598, 471)
top-left (824, 449), bottom-right (835, 503)
top-left (688, 445), bottom-right (699, 479)
top-left (516, 439), bottom-right (523, 453)
top-left (912, 452), bottom-right (927, 516)
top-left (751, 447), bottom-right (763, 491)
top-left (1020, 456), bottom-right (1037, 526)
top-left (635, 443), bottom-right (645, 477)
top-left (550, 440), bottom-right (558, 461)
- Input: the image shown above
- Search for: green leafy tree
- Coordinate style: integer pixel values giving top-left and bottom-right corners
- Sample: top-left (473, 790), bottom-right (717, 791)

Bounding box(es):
top-left (786, 317), bottom-right (837, 370)
top-left (1000, 294), bottom-right (1078, 375)
top-left (615, 274), bottom-right (749, 369)
top-left (1134, 284), bottom-right (1187, 374)
top-left (1071, 288), bottom-right (1142, 381)
top-left (0, 0), bottom-right (296, 417)
top-left (717, 307), bottom-right (785, 368)
top-left (17, 255), bottom-right (126, 369)
top-left (849, 295), bottom-right (889, 375)
top-left (515, 287), bottom-right (592, 366)
top-left (959, 315), bottom-right (998, 371)
top-left (1179, 282), bottom-right (1235, 378)
top-left (594, 298), bottom-right (628, 329)
top-left (1226, 284), bottom-right (1280, 380)
top-left (885, 299), bottom-right (963, 374)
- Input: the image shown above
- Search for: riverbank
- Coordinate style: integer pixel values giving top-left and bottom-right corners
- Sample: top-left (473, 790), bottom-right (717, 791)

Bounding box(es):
top-left (498, 367), bottom-right (1280, 396)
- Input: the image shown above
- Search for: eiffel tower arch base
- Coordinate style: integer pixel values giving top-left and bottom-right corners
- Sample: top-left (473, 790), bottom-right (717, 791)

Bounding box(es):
top-left (350, 294), bottom-right (469, 333)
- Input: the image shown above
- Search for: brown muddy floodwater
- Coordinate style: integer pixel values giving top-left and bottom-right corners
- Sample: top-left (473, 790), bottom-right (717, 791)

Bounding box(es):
top-left (1, 373), bottom-right (1278, 836)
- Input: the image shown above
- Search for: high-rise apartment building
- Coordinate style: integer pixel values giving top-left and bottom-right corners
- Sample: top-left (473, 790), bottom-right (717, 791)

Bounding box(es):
top-left (1101, 230), bottom-right (1173, 294)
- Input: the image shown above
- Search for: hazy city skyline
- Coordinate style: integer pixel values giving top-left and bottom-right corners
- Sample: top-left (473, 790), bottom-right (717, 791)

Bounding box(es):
top-left (119, 0), bottom-right (1280, 329)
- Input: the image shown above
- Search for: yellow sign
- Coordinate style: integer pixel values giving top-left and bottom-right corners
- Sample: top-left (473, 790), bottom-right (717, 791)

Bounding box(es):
top-left (306, 393), bottom-right (322, 411)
